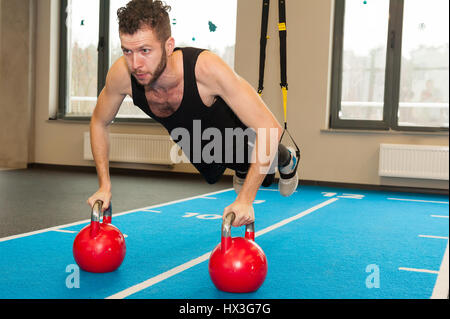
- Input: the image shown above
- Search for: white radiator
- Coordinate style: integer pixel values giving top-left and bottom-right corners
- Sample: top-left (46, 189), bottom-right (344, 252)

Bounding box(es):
top-left (84, 132), bottom-right (175, 165)
top-left (379, 144), bottom-right (449, 180)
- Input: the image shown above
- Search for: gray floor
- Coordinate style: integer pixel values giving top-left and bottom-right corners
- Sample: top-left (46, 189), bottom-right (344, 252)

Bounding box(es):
top-left (0, 166), bottom-right (232, 238)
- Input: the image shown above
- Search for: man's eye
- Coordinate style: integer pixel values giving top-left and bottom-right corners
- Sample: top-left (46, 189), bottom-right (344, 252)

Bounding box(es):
top-left (142, 49), bottom-right (150, 53)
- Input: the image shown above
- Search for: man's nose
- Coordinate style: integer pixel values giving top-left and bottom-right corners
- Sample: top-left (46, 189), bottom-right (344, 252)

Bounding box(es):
top-left (131, 54), bottom-right (142, 70)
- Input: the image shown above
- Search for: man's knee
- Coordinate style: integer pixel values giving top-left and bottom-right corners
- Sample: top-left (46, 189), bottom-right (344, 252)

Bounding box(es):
top-left (202, 165), bottom-right (226, 184)
top-left (205, 175), bottom-right (221, 184)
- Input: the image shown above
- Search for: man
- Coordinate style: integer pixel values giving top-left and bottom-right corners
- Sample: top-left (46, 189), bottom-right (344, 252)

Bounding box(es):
top-left (87, 0), bottom-right (299, 227)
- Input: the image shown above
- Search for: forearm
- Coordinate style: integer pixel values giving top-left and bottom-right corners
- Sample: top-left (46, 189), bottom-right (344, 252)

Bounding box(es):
top-left (90, 119), bottom-right (111, 191)
top-left (236, 162), bottom-right (266, 204)
top-left (236, 127), bottom-right (281, 204)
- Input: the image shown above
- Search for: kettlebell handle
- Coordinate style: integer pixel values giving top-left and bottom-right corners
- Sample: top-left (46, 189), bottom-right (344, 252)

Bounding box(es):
top-left (221, 212), bottom-right (255, 251)
top-left (90, 200), bottom-right (112, 236)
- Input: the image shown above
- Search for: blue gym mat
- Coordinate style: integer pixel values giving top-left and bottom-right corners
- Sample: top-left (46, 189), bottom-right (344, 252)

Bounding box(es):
top-left (0, 185), bottom-right (448, 299)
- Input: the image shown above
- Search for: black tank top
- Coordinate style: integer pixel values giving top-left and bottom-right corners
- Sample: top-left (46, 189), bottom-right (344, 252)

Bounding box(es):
top-left (130, 47), bottom-right (254, 172)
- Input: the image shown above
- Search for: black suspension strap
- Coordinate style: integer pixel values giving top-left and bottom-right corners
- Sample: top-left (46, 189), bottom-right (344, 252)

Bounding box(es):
top-left (278, 0), bottom-right (288, 92)
top-left (258, 0), bottom-right (270, 96)
top-left (258, 0), bottom-right (300, 161)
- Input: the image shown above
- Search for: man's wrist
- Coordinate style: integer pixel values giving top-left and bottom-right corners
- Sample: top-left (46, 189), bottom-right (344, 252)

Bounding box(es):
top-left (99, 182), bottom-right (111, 191)
top-left (236, 191), bottom-right (255, 205)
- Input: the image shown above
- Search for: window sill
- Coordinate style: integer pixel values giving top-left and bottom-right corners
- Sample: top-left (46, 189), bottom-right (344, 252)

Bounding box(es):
top-left (46, 117), bottom-right (161, 126)
top-left (320, 128), bottom-right (449, 136)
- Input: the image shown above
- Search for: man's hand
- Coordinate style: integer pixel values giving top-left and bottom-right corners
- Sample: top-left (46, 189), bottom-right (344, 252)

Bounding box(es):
top-left (223, 200), bottom-right (255, 227)
top-left (87, 188), bottom-right (112, 212)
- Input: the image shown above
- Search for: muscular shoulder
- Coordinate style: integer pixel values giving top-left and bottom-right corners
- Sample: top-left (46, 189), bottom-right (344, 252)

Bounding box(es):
top-left (105, 56), bottom-right (132, 96)
top-left (195, 50), bottom-right (239, 95)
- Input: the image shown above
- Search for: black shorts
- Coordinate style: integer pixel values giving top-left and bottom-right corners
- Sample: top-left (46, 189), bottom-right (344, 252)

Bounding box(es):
top-left (195, 157), bottom-right (252, 185)
top-left (197, 143), bottom-right (290, 185)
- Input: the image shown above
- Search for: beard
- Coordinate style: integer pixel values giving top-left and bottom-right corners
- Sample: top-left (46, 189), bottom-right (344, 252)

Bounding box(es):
top-left (134, 46), bottom-right (167, 87)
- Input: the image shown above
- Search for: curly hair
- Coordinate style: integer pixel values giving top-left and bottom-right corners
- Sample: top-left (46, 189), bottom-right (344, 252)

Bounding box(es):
top-left (117, 0), bottom-right (171, 42)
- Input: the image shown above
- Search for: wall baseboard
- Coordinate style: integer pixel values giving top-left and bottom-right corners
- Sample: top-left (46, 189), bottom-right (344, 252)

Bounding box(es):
top-left (26, 163), bottom-right (449, 196)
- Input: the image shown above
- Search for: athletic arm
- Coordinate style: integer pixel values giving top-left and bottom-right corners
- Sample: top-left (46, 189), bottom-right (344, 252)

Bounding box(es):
top-left (88, 57), bottom-right (130, 210)
top-left (196, 52), bottom-right (283, 225)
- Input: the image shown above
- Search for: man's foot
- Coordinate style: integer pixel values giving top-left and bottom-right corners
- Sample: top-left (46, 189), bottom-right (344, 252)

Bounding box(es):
top-left (233, 171), bottom-right (247, 194)
top-left (278, 147), bottom-right (299, 197)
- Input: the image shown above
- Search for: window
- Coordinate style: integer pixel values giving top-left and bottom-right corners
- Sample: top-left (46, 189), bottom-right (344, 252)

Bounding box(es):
top-left (330, 0), bottom-right (449, 131)
top-left (59, 0), bottom-right (100, 119)
top-left (58, 0), bottom-right (238, 121)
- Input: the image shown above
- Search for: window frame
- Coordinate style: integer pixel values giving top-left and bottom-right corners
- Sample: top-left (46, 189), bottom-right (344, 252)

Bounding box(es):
top-left (329, 0), bottom-right (449, 132)
top-left (58, 0), bottom-right (156, 123)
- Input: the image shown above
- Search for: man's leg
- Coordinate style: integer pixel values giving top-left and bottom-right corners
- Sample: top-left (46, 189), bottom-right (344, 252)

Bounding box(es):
top-left (233, 168), bottom-right (276, 194)
top-left (277, 143), bottom-right (292, 167)
top-left (258, 143), bottom-right (291, 189)
top-left (232, 144), bottom-right (296, 194)
top-left (278, 143), bottom-right (299, 197)
top-left (199, 164), bottom-right (227, 185)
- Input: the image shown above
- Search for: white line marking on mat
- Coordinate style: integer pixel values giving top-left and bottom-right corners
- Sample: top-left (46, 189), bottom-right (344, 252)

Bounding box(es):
top-left (254, 198), bottom-right (339, 238)
top-left (199, 197), bottom-right (217, 200)
top-left (106, 252), bottom-right (212, 300)
top-left (388, 198), bottom-right (449, 204)
top-left (419, 235), bottom-right (449, 240)
top-left (51, 229), bottom-right (77, 234)
top-left (321, 192), bottom-right (337, 197)
top-left (431, 241), bottom-right (449, 299)
top-left (0, 188), bottom-right (234, 243)
top-left (431, 215), bottom-right (449, 219)
top-left (106, 198), bottom-right (339, 299)
top-left (142, 210), bottom-right (162, 213)
top-left (398, 267), bottom-right (439, 274)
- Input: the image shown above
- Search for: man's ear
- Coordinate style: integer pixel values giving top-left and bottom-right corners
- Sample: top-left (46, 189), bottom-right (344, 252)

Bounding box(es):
top-left (166, 37), bottom-right (175, 55)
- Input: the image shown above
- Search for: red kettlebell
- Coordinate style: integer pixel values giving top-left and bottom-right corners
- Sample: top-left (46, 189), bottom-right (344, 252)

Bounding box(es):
top-left (209, 212), bottom-right (268, 293)
top-left (73, 200), bottom-right (126, 273)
